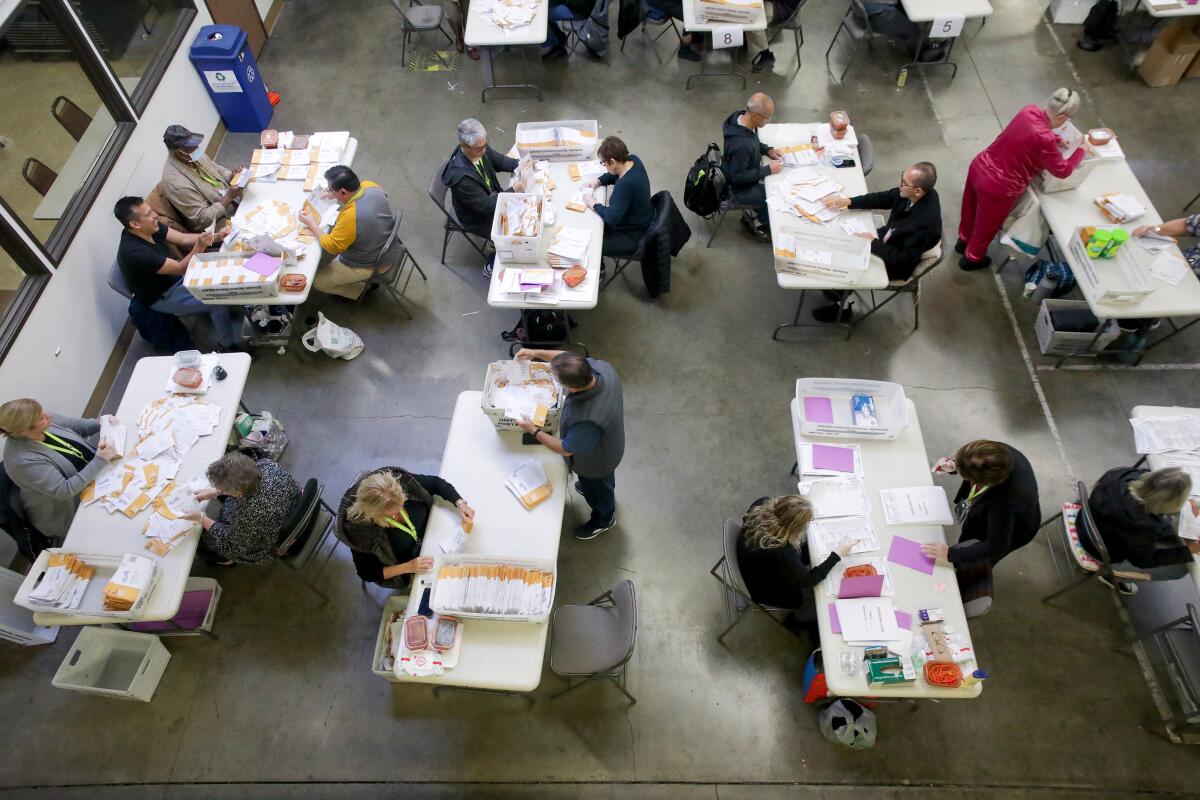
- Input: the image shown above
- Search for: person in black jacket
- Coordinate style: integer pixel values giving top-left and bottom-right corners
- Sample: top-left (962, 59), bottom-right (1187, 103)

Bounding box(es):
top-left (584, 136), bottom-right (652, 257)
top-left (543, 0), bottom-right (597, 57)
top-left (736, 495), bottom-right (851, 617)
top-left (336, 467), bottom-right (476, 590)
top-left (1084, 467), bottom-right (1198, 593)
top-left (921, 440), bottom-right (1041, 574)
top-left (721, 93), bottom-right (783, 242)
top-left (441, 118), bottom-right (528, 277)
top-left (812, 162), bottom-right (944, 323)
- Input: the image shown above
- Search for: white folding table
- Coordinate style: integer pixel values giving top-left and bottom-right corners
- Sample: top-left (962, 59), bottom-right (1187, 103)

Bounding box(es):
top-left (389, 391), bottom-right (568, 694)
top-left (791, 396), bottom-right (982, 699)
top-left (1036, 158), bottom-right (1200, 367)
top-left (464, 0), bottom-right (549, 102)
top-left (30, 353), bottom-right (251, 628)
top-left (203, 137), bottom-right (360, 307)
top-left (681, 0), bottom-right (768, 89)
top-left (1130, 404), bottom-right (1200, 596)
top-left (896, 0), bottom-right (992, 84)
top-left (759, 123), bottom-right (890, 340)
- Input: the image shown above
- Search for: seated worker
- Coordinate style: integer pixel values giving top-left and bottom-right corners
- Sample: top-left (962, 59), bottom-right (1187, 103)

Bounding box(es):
top-left (160, 124), bottom-right (244, 233)
top-left (542, 0), bottom-right (597, 58)
top-left (644, 0), bottom-right (703, 61)
top-left (1085, 466), bottom-right (1199, 594)
top-left (336, 467), bottom-right (475, 590)
top-left (583, 136), bottom-right (652, 257)
top-left (299, 166), bottom-right (396, 301)
top-left (853, 1), bottom-right (948, 63)
top-left (921, 440), bottom-right (1041, 574)
top-left (187, 453), bottom-right (301, 566)
top-left (815, 162), bottom-right (943, 323)
top-left (736, 495), bottom-right (852, 623)
top-left (744, 1), bottom-right (777, 73)
top-left (1134, 214), bottom-right (1200, 276)
top-left (114, 196), bottom-right (244, 351)
top-left (441, 118), bottom-right (528, 277)
top-left (722, 93), bottom-right (783, 242)
top-left (0, 398), bottom-right (120, 541)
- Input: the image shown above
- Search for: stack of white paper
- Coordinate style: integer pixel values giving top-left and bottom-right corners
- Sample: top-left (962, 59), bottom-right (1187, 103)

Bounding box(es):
top-left (835, 597), bottom-right (903, 643)
top-left (568, 161), bottom-right (607, 182)
top-left (102, 553), bottom-right (156, 611)
top-left (27, 553), bottom-right (95, 610)
top-left (1130, 415), bottom-right (1200, 454)
top-left (879, 486), bottom-right (954, 525)
top-left (797, 477), bottom-right (870, 518)
top-left (1148, 250), bottom-right (1190, 287)
top-left (311, 130), bottom-right (350, 164)
top-left (506, 460), bottom-right (553, 509)
top-left (1096, 193), bottom-right (1146, 223)
top-left (547, 227), bottom-right (591, 267)
top-left (432, 562), bottom-right (554, 616)
top-left (808, 516), bottom-right (880, 563)
top-left (99, 417), bottom-right (128, 457)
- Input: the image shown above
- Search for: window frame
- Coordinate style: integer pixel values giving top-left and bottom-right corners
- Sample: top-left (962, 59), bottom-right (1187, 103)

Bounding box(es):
top-left (128, 3), bottom-right (199, 114)
top-left (0, 199), bottom-right (54, 364)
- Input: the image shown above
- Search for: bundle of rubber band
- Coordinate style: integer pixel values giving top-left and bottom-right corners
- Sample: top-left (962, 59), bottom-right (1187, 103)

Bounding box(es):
top-left (924, 660), bottom-right (963, 688)
top-left (842, 564), bottom-right (878, 578)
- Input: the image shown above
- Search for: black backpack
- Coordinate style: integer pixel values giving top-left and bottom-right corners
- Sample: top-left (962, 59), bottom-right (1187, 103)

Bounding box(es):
top-left (572, 0), bottom-right (609, 57)
top-left (683, 142), bottom-right (728, 218)
top-left (502, 310), bottom-right (572, 344)
top-left (1082, 0), bottom-right (1118, 40)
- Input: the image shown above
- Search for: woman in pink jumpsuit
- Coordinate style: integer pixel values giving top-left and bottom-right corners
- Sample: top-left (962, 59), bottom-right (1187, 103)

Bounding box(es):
top-left (957, 88), bottom-right (1086, 270)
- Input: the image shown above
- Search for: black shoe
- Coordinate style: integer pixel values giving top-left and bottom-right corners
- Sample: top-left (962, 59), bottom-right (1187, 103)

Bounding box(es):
top-left (1076, 33), bottom-right (1103, 51)
top-left (678, 43), bottom-right (702, 62)
top-left (812, 302), bottom-right (854, 323)
top-left (740, 215), bottom-right (770, 243)
top-left (958, 255), bottom-right (992, 271)
top-left (542, 43), bottom-right (568, 60)
top-left (1098, 573), bottom-right (1138, 595)
top-left (574, 517), bottom-right (616, 540)
top-left (751, 49), bottom-right (775, 73)
top-left (215, 342), bottom-right (250, 354)
top-left (822, 289), bottom-right (844, 302)
top-left (918, 42), bottom-right (948, 62)
top-left (954, 238), bottom-right (967, 254)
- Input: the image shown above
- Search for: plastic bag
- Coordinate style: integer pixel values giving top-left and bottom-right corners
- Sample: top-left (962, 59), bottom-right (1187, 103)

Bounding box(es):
top-left (233, 411), bottom-right (288, 461)
top-left (818, 698), bottom-right (877, 750)
top-left (302, 312), bottom-right (364, 360)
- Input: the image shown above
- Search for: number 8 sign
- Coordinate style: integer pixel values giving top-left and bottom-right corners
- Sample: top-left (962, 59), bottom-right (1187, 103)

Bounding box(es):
top-left (712, 25), bottom-right (744, 49)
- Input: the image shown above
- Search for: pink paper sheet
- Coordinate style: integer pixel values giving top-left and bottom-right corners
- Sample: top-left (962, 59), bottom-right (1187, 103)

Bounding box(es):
top-left (803, 396), bottom-right (834, 424)
top-left (812, 443), bottom-right (855, 472)
top-left (888, 535), bottom-right (936, 575)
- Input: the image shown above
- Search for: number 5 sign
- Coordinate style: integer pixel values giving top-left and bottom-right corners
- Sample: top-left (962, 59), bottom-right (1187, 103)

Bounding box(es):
top-left (929, 13), bottom-right (965, 38)
top-left (712, 25), bottom-right (744, 49)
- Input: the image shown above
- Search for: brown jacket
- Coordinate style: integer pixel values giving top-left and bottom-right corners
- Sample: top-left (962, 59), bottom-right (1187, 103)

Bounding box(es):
top-left (160, 153), bottom-right (233, 232)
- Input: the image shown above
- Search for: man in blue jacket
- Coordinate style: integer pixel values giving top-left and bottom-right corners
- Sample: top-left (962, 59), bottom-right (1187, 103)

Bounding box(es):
top-left (722, 92), bottom-right (783, 242)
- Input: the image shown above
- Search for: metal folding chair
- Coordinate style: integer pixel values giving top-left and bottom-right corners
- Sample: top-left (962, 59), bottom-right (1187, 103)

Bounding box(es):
top-left (621, 4), bottom-right (684, 64)
top-left (429, 157), bottom-right (490, 264)
top-left (276, 479), bottom-right (340, 607)
top-left (767, 0), bottom-right (806, 69)
top-left (824, 0), bottom-right (888, 82)
top-left (390, 0), bottom-right (455, 67)
top-left (855, 240), bottom-right (944, 331)
top-left (710, 517), bottom-right (805, 642)
top-left (1128, 603), bottom-right (1200, 739)
top-left (706, 196), bottom-right (761, 247)
top-left (549, 579), bottom-right (638, 704)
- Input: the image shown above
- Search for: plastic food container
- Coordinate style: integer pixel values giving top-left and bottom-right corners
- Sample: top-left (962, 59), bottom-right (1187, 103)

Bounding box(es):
top-left (433, 617), bottom-right (458, 652)
top-left (171, 367), bottom-right (204, 389)
top-left (1087, 128), bottom-right (1114, 147)
top-left (830, 111), bottom-right (850, 138)
top-left (260, 128), bottom-right (279, 148)
top-left (404, 615), bottom-right (428, 650)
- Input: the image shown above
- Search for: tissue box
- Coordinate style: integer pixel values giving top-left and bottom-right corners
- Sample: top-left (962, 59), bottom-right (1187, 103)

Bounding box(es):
top-left (184, 252), bottom-right (280, 300)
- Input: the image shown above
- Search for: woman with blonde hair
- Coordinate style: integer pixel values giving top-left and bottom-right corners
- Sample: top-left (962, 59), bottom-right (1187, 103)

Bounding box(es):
top-left (1, 398), bottom-right (120, 540)
top-left (336, 467), bottom-right (475, 589)
top-left (735, 495), bottom-right (852, 615)
top-left (1086, 466), bottom-right (1199, 594)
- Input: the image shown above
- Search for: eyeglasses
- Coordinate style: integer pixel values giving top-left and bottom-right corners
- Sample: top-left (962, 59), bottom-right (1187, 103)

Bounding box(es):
top-left (899, 173), bottom-right (914, 189)
top-left (599, 158), bottom-right (614, 166)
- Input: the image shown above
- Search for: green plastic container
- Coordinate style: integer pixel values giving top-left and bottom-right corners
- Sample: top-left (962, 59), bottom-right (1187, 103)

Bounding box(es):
top-left (1101, 228), bottom-right (1129, 259)
top-left (1085, 229), bottom-right (1111, 259)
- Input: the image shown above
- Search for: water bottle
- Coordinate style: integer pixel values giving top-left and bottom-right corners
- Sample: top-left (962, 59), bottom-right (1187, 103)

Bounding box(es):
top-left (1029, 271), bottom-right (1059, 303)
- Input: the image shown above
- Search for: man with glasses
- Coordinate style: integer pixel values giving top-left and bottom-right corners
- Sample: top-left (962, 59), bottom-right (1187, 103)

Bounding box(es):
top-left (813, 161), bottom-right (942, 323)
top-left (442, 118), bottom-right (529, 277)
top-left (721, 93), bottom-right (783, 242)
top-left (160, 124), bottom-right (244, 233)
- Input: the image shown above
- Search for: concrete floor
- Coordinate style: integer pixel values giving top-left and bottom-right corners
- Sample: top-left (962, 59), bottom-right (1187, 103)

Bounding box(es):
top-left (4, 0), bottom-right (1200, 795)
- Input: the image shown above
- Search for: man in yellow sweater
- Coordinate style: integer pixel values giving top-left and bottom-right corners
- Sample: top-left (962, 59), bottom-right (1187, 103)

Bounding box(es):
top-left (300, 166), bottom-right (396, 300)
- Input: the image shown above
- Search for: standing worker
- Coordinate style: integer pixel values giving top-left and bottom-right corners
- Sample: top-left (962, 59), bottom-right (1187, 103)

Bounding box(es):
top-left (515, 349), bottom-right (625, 541)
top-left (957, 88), bottom-right (1086, 271)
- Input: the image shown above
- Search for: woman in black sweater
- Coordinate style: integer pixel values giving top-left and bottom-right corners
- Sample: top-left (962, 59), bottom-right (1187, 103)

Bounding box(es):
top-left (735, 495), bottom-right (851, 615)
top-left (336, 467), bottom-right (475, 590)
top-left (585, 136), bottom-right (653, 258)
top-left (1086, 466), bottom-right (1197, 585)
top-left (921, 440), bottom-right (1040, 569)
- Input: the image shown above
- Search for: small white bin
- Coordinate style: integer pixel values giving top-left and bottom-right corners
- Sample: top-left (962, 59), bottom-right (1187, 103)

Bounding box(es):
top-left (491, 193), bottom-right (544, 265)
top-left (795, 378), bottom-right (910, 440)
top-left (514, 120), bottom-right (599, 161)
top-left (774, 223), bottom-right (872, 283)
top-left (0, 567), bottom-right (58, 646)
top-left (372, 594), bottom-right (409, 682)
top-left (1034, 299), bottom-right (1120, 356)
top-left (53, 627), bottom-right (171, 702)
top-left (431, 554), bottom-right (557, 623)
top-left (184, 252), bottom-right (281, 300)
top-left (1069, 232), bottom-right (1153, 305)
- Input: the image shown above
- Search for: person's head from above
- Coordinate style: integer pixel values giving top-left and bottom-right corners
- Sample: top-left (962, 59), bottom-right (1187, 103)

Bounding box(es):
top-left (1043, 87), bottom-right (1080, 129)
top-left (597, 136), bottom-right (631, 175)
top-left (163, 124), bottom-right (205, 163)
top-left (1129, 467), bottom-right (1192, 514)
top-left (206, 452), bottom-right (262, 499)
top-left (743, 93), bottom-right (775, 129)
top-left (324, 165), bottom-right (361, 204)
top-left (953, 440), bottom-right (1013, 487)
top-left (744, 495), bottom-right (814, 550)
top-left (550, 352), bottom-right (596, 393)
top-left (0, 398), bottom-right (50, 440)
top-left (900, 161), bottom-right (937, 203)
top-left (113, 195), bottom-right (158, 237)
top-left (457, 118), bottom-right (489, 164)
top-left (348, 470), bottom-right (408, 526)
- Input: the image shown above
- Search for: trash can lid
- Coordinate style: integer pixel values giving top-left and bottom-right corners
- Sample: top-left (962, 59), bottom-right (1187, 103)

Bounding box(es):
top-left (190, 25), bottom-right (247, 58)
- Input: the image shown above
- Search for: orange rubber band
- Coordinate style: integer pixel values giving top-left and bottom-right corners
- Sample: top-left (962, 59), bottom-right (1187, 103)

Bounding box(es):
top-left (924, 661), bottom-right (962, 688)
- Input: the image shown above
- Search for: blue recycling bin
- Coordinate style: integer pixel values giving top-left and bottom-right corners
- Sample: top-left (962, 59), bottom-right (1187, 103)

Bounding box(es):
top-left (188, 25), bottom-right (273, 132)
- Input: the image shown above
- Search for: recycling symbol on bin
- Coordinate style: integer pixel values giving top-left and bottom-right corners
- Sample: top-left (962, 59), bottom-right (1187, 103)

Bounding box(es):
top-left (246, 66), bottom-right (256, 83)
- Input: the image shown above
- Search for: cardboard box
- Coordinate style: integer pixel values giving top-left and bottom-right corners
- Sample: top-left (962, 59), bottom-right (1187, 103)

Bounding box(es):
top-left (1160, 19), bottom-right (1200, 54)
top-left (1034, 299), bottom-right (1120, 357)
top-left (1186, 50), bottom-right (1200, 78)
top-left (481, 360), bottom-right (562, 434)
top-left (1139, 37), bottom-right (1195, 86)
top-left (514, 120), bottom-right (598, 162)
top-left (184, 252), bottom-right (281, 300)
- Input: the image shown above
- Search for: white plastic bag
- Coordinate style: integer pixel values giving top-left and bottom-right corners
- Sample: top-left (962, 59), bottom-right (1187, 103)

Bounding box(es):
top-left (301, 312), bottom-right (364, 360)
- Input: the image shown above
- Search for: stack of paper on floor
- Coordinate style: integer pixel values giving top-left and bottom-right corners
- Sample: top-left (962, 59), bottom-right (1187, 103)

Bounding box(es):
top-left (102, 553), bottom-right (156, 612)
top-left (27, 553), bottom-right (95, 610)
top-left (432, 563), bottom-right (554, 616)
top-left (506, 461), bottom-right (553, 510)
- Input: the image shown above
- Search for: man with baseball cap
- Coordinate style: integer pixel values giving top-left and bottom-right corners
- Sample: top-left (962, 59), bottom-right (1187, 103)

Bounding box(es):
top-left (160, 124), bottom-right (244, 233)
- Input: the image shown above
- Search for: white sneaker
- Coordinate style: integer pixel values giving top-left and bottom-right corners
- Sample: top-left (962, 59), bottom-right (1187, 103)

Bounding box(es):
top-left (1097, 573), bottom-right (1138, 595)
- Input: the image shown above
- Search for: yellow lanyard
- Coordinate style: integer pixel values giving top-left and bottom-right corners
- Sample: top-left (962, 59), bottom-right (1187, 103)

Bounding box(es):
top-left (192, 161), bottom-right (223, 189)
top-left (42, 431), bottom-right (85, 461)
top-left (384, 510), bottom-right (419, 542)
top-left (965, 484), bottom-right (989, 506)
top-left (473, 159), bottom-right (492, 191)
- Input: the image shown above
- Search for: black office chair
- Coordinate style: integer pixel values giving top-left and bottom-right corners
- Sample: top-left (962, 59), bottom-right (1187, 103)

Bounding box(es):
top-left (275, 479), bottom-right (340, 606)
top-left (428, 157), bottom-right (490, 264)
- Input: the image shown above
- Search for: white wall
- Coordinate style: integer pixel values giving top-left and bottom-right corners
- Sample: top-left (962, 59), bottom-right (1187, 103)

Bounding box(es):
top-left (256, 0), bottom-right (273, 21)
top-left (0, 5), bottom-right (220, 415)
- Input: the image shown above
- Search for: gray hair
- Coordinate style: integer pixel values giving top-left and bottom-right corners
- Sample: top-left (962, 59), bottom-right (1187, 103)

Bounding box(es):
top-left (746, 92), bottom-right (774, 116)
top-left (457, 118), bottom-right (487, 147)
top-left (1129, 467), bottom-right (1192, 514)
top-left (909, 161), bottom-right (937, 192)
top-left (1043, 87), bottom-right (1080, 118)
top-left (206, 452), bottom-right (262, 496)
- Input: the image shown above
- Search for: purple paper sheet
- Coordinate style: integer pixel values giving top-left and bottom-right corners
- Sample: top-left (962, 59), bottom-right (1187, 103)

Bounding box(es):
top-left (838, 573), bottom-right (884, 598)
top-left (888, 535), bottom-right (936, 575)
top-left (803, 396), bottom-right (834, 424)
top-left (812, 443), bottom-right (855, 472)
top-left (828, 604), bottom-right (912, 634)
top-left (243, 252), bottom-right (281, 277)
